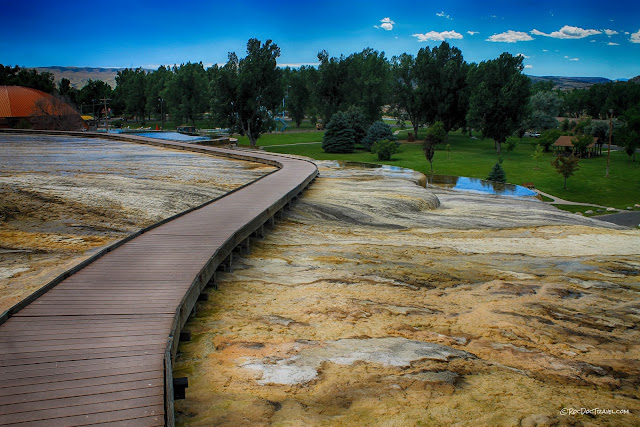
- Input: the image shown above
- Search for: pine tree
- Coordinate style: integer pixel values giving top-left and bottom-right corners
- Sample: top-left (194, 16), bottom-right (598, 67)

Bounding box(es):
top-left (322, 111), bottom-right (356, 153)
top-left (487, 161), bottom-right (507, 183)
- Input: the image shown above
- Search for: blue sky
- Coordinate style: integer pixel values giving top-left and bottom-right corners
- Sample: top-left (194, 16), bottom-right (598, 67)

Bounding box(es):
top-left (2, 0), bottom-right (639, 78)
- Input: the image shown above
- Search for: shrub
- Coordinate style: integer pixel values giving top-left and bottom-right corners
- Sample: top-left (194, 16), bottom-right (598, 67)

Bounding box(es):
top-left (363, 121), bottom-right (396, 151)
top-left (322, 111), bottom-right (356, 153)
top-left (371, 139), bottom-right (398, 160)
top-left (426, 121), bottom-right (448, 145)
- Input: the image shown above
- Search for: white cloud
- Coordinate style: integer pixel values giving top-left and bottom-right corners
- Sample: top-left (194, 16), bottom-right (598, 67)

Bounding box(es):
top-left (375, 17), bottom-right (395, 31)
top-left (436, 11), bottom-right (451, 20)
top-left (531, 25), bottom-right (601, 39)
top-left (467, 31), bottom-right (479, 36)
top-left (564, 56), bottom-right (580, 61)
top-left (590, 39), bottom-right (597, 43)
top-left (525, 64), bottom-right (533, 69)
top-left (487, 30), bottom-right (533, 43)
top-left (516, 53), bottom-right (530, 58)
top-left (631, 29), bottom-right (640, 43)
top-left (542, 49), bottom-right (549, 52)
top-left (608, 42), bottom-right (620, 46)
top-left (412, 31), bottom-right (463, 42)
top-left (604, 29), bottom-right (618, 36)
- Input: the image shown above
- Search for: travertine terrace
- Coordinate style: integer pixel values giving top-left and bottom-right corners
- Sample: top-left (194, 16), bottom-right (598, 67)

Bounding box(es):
top-left (174, 161), bottom-right (640, 426)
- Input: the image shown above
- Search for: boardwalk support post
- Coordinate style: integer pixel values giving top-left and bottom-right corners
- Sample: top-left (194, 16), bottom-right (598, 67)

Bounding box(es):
top-left (217, 254), bottom-right (233, 273)
top-left (206, 272), bottom-right (218, 290)
top-left (173, 377), bottom-right (188, 400)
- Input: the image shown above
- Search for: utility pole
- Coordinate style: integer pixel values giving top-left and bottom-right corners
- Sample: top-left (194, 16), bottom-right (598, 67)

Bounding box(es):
top-left (606, 109), bottom-right (613, 177)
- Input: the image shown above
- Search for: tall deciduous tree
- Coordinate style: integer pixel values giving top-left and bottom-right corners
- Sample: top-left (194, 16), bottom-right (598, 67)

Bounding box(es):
top-left (115, 68), bottom-right (148, 122)
top-left (416, 42), bottom-right (470, 132)
top-left (162, 62), bottom-right (209, 126)
top-left (526, 91), bottom-right (560, 132)
top-left (145, 66), bottom-right (171, 122)
top-left (466, 53), bottom-right (531, 154)
top-left (212, 38), bottom-right (282, 146)
top-left (390, 53), bottom-right (422, 138)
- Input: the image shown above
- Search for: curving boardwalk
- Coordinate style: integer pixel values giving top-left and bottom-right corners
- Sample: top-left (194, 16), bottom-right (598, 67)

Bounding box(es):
top-left (0, 131), bottom-right (317, 426)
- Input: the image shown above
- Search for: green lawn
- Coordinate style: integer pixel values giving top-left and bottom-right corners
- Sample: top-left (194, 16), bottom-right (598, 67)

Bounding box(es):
top-left (236, 130), bottom-right (325, 146)
top-left (265, 131), bottom-right (640, 209)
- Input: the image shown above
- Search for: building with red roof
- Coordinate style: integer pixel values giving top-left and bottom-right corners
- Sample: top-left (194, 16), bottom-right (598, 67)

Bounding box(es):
top-left (0, 85), bottom-right (81, 129)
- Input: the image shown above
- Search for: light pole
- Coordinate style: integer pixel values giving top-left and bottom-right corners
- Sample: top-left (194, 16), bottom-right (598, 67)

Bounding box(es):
top-left (606, 109), bottom-right (613, 177)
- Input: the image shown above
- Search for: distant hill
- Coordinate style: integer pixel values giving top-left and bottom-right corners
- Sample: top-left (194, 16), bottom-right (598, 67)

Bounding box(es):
top-left (31, 66), bottom-right (125, 89)
top-left (528, 75), bottom-right (613, 90)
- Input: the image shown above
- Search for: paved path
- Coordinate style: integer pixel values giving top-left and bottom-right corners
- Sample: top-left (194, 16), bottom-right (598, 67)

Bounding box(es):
top-left (0, 130), bottom-right (317, 426)
top-left (535, 189), bottom-right (621, 212)
top-left (593, 211), bottom-right (640, 228)
top-left (264, 141), bottom-right (322, 148)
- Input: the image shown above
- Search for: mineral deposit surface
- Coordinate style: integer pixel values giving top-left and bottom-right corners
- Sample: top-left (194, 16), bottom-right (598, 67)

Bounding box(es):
top-left (174, 161), bottom-right (640, 426)
top-left (0, 135), bottom-right (275, 312)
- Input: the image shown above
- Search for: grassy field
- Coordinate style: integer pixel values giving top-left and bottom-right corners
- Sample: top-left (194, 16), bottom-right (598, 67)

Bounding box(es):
top-left (264, 130), bottom-right (640, 210)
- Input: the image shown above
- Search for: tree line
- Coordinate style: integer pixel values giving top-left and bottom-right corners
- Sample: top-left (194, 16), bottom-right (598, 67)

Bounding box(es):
top-left (1, 38), bottom-right (638, 153)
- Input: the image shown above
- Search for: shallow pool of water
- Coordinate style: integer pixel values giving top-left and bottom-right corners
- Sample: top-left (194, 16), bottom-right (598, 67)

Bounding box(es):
top-left (427, 175), bottom-right (538, 197)
top-left (108, 130), bottom-right (211, 142)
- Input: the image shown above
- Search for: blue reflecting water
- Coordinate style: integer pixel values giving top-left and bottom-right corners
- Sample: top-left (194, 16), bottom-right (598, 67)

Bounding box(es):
top-left (108, 130), bottom-right (211, 142)
top-left (427, 175), bottom-right (538, 197)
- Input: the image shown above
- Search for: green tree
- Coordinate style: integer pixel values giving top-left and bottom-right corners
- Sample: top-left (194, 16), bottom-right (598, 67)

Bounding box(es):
top-left (145, 65), bottom-right (171, 125)
top-left (371, 140), bottom-right (398, 160)
top-left (390, 53), bottom-right (423, 138)
top-left (531, 144), bottom-right (544, 169)
top-left (466, 53), bottom-right (531, 154)
top-left (212, 39), bottom-right (282, 146)
top-left (415, 42), bottom-right (469, 131)
top-left (115, 68), bottom-right (148, 122)
top-left (618, 107), bottom-right (640, 161)
top-left (76, 79), bottom-right (113, 119)
top-left (322, 111), bottom-right (355, 153)
top-left (285, 66), bottom-right (313, 127)
top-left (345, 107), bottom-right (368, 147)
top-left (551, 154), bottom-right (580, 189)
top-left (315, 50), bottom-right (348, 124)
top-left (363, 121), bottom-right (396, 151)
top-left (487, 161), bottom-right (507, 183)
top-left (538, 128), bottom-right (562, 152)
top-left (526, 91), bottom-right (560, 132)
top-left (504, 136), bottom-right (519, 159)
top-left (163, 62), bottom-right (209, 127)
top-left (423, 136), bottom-right (436, 172)
top-left (343, 48), bottom-right (390, 124)
top-left (0, 65), bottom-right (55, 93)
top-left (571, 134), bottom-right (594, 157)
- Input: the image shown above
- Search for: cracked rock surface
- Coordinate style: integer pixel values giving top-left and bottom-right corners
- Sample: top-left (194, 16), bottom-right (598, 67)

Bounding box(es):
top-left (175, 161), bottom-right (640, 426)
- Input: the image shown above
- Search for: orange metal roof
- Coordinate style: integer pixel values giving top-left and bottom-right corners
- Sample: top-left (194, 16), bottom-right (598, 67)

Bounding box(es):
top-left (554, 135), bottom-right (597, 148)
top-left (0, 85), bottom-right (78, 118)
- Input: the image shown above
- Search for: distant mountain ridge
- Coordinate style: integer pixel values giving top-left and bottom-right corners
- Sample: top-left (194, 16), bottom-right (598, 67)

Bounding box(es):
top-left (528, 75), bottom-right (621, 90)
top-left (32, 66), bottom-right (124, 89)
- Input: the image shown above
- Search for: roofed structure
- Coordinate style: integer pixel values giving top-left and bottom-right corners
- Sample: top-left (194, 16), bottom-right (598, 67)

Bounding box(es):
top-left (553, 135), bottom-right (600, 157)
top-left (0, 85), bottom-right (80, 129)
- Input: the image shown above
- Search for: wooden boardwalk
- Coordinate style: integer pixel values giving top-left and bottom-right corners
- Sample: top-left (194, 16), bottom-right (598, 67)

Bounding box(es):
top-left (0, 131), bottom-right (317, 426)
